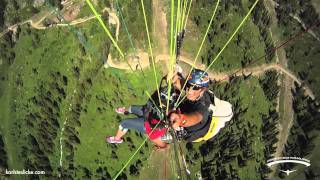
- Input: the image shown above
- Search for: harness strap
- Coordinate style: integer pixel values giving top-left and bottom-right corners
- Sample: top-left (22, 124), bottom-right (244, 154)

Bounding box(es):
top-left (192, 116), bottom-right (219, 142)
top-left (191, 96), bottom-right (233, 142)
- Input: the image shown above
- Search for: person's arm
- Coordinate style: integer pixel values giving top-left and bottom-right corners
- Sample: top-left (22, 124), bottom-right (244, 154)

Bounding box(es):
top-left (168, 64), bottom-right (184, 91)
top-left (172, 73), bottom-right (184, 91)
top-left (170, 112), bottom-right (203, 128)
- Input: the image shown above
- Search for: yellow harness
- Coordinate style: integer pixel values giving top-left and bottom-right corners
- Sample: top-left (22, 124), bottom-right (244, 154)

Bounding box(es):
top-left (192, 116), bottom-right (219, 142)
top-left (191, 93), bottom-right (233, 142)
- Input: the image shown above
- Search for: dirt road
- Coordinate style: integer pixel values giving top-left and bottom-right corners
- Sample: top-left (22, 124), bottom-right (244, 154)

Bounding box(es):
top-left (264, 0), bottom-right (295, 178)
top-left (0, 11), bottom-right (51, 38)
top-left (0, 6), bottom-right (118, 38)
top-left (152, 0), bottom-right (168, 54)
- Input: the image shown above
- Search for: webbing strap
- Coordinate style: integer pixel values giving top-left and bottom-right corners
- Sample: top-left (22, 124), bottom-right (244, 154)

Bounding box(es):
top-left (192, 116), bottom-right (219, 142)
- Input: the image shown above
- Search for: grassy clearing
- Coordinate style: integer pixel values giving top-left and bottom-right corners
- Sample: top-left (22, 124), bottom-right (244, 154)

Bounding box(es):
top-left (278, 74), bottom-right (287, 125)
top-left (115, 0), bottom-right (152, 53)
top-left (74, 66), bottom-right (163, 178)
top-left (76, 0), bottom-right (152, 60)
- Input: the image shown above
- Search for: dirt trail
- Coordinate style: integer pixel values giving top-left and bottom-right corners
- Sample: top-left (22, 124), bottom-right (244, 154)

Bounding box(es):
top-left (0, 11), bottom-right (52, 37)
top-left (0, 6), bottom-right (117, 38)
top-left (152, 0), bottom-right (168, 54)
top-left (139, 148), bottom-right (176, 180)
top-left (265, 1), bottom-right (296, 179)
top-left (106, 50), bottom-right (315, 99)
top-left (105, 8), bottom-right (120, 40)
top-left (104, 51), bottom-right (150, 69)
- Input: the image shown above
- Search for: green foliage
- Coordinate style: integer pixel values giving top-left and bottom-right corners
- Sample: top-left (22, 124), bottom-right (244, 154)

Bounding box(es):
top-left (186, 76), bottom-right (273, 180)
top-left (48, 0), bottom-right (63, 9)
top-left (0, 15), bottom-right (127, 178)
top-left (259, 70), bottom-right (280, 102)
top-left (250, 0), bottom-right (275, 63)
top-left (275, 0), bottom-right (320, 98)
top-left (0, 0), bottom-right (6, 28)
top-left (182, 0), bottom-right (267, 71)
top-left (277, 83), bottom-right (320, 179)
top-left (1, 0), bottom-right (40, 26)
top-left (0, 134), bottom-right (8, 175)
top-left (114, 0), bottom-right (152, 58)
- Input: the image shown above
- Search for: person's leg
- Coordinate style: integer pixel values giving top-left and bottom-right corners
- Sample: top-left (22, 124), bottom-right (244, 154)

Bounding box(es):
top-left (107, 117), bottom-right (145, 143)
top-left (119, 117), bottom-right (145, 134)
top-left (116, 105), bottom-right (145, 116)
top-left (128, 105), bottom-right (145, 117)
top-left (114, 129), bottom-right (126, 140)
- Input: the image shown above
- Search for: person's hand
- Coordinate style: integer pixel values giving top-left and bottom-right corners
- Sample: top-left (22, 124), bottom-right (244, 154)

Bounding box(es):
top-left (170, 112), bottom-right (181, 122)
top-left (172, 73), bottom-right (180, 84)
top-left (170, 113), bottom-right (181, 129)
top-left (172, 72), bottom-right (182, 90)
top-left (167, 70), bottom-right (178, 82)
top-left (172, 121), bottom-right (180, 130)
top-left (167, 64), bottom-right (182, 82)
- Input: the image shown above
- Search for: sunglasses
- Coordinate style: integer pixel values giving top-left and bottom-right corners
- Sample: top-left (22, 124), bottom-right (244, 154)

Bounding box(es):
top-left (186, 83), bottom-right (202, 90)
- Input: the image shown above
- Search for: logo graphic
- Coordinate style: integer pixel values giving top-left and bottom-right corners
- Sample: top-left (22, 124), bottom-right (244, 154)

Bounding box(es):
top-left (267, 157), bottom-right (310, 176)
top-left (200, 76), bottom-right (209, 82)
top-left (279, 169), bottom-right (296, 176)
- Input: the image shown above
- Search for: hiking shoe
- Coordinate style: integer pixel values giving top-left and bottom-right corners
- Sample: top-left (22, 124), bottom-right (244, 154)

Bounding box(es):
top-left (106, 136), bottom-right (123, 144)
top-left (115, 107), bottom-right (127, 114)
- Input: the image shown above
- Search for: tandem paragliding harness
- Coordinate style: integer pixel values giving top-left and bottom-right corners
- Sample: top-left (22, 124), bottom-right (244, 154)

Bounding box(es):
top-left (143, 73), bottom-right (234, 141)
top-left (141, 75), bottom-right (191, 180)
top-left (143, 72), bottom-right (233, 179)
top-left (142, 76), bottom-right (179, 137)
top-left (142, 74), bottom-right (192, 141)
top-left (171, 90), bottom-right (234, 143)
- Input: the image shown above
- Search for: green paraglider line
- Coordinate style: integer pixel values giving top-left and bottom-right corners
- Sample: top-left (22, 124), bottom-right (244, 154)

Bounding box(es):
top-left (115, 0), bottom-right (146, 78)
top-left (113, 120), bottom-right (163, 180)
top-left (175, 0), bottom-right (221, 107)
top-left (175, 0), bottom-right (260, 107)
top-left (140, 0), bottom-right (162, 107)
top-left (85, 0), bottom-right (125, 57)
